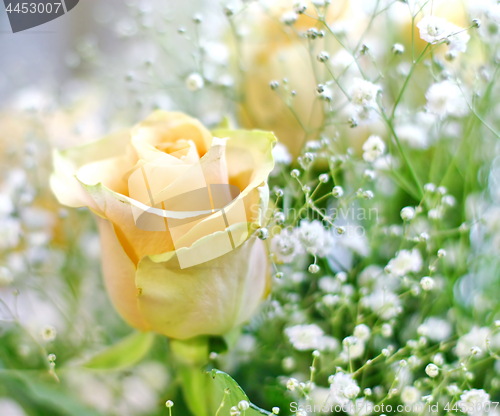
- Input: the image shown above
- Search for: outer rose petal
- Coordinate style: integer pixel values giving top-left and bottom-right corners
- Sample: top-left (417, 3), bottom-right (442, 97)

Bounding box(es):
top-left (50, 130), bottom-right (134, 208)
top-left (96, 218), bottom-right (150, 331)
top-left (135, 235), bottom-right (269, 339)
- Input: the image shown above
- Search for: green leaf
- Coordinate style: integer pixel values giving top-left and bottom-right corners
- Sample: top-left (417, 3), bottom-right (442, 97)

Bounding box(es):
top-left (82, 331), bottom-right (155, 370)
top-left (208, 369), bottom-right (271, 415)
top-left (0, 371), bottom-right (101, 416)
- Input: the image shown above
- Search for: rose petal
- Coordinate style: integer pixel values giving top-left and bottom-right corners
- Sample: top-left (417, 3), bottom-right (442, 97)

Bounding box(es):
top-left (136, 236), bottom-right (269, 339)
top-left (96, 218), bottom-right (150, 331)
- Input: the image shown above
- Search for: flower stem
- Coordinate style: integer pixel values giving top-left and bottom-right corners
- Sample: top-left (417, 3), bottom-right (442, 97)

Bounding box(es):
top-left (170, 337), bottom-right (211, 416)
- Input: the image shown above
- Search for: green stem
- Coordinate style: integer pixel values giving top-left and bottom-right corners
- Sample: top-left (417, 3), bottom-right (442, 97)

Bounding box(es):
top-left (170, 337), bottom-right (211, 416)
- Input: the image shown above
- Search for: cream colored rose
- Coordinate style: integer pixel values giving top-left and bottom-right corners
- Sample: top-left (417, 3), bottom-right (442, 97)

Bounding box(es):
top-left (51, 111), bottom-right (276, 339)
top-left (236, 0), bottom-right (364, 158)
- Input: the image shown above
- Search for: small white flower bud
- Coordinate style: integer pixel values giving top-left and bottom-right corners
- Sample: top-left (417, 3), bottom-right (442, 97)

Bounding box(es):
top-left (238, 400), bottom-right (250, 411)
top-left (332, 186), bottom-right (344, 198)
top-left (294, 1), bottom-right (307, 14)
top-left (185, 72), bottom-right (204, 91)
top-left (470, 346), bottom-right (482, 356)
top-left (290, 169), bottom-right (300, 178)
top-left (437, 186), bottom-right (447, 195)
top-left (336, 226), bottom-right (346, 235)
top-left (425, 363), bottom-right (439, 378)
top-left (424, 183), bottom-right (436, 193)
top-left (381, 323), bottom-right (393, 337)
top-left (420, 276), bottom-right (435, 291)
top-left (317, 51), bottom-right (330, 62)
top-left (281, 11), bottom-right (298, 25)
top-left (286, 378), bottom-right (299, 391)
top-left (319, 173), bottom-right (329, 183)
top-left (308, 264), bottom-right (320, 274)
top-left (362, 190), bottom-right (374, 199)
top-left (392, 43), bottom-right (405, 55)
top-left (432, 353), bottom-right (444, 366)
top-left (274, 211), bottom-right (285, 224)
top-left (257, 228), bottom-right (269, 240)
top-left (165, 400), bottom-right (174, 408)
top-left (363, 169), bottom-right (375, 180)
top-left (400, 206), bottom-right (416, 221)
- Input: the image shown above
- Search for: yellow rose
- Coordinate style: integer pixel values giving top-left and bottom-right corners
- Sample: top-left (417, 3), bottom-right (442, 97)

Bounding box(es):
top-left (236, 0), bottom-right (363, 158)
top-left (51, 111), bottom-right (276, 339)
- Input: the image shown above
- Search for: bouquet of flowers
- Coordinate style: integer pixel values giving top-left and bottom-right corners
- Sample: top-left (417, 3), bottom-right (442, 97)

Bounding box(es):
top-left (1, 0), bottom-right (499, 415)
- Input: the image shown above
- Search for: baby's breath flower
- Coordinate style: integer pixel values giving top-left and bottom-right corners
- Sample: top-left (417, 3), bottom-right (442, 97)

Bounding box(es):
top-left (185, 72), bottom-right (204, 91)
top-left (418, 317), bottom-right (452, 342)
top-left (362, 135), bottom-right (386, 162)
top-left (308, 264), bottom-right (320, 274)
top-left (470, 346), bottom-right (482, 356)
top-left (381, 323), bottom-right (393, 337)
top-left (40, 325), bottom-right (57, 342)
top-left (442, 195), bottom-right (456, 206)
top-left (297, 220), bottom-right (331, 257)
top-left (456, 327), bottom-right (491, 358)
top-left (318, 173), bottom-right (329, 183)
top-left (458, 389), bottom-right (490, 415)
top-left (285, 324), bottom-right (337, 352)
top-left (332, 185), bottom-right (344, 198)
top-left (392, 43), bottom-right (405, 55)
top-left (270, 228), bottom-right (303, 263)
top-left (328, 373), bottom-right (360, 405)
top-left (425, 80), bottom-right (468, 118)
top-left (257, 228), bottom-right (269, 240)
top-left (401, 386), bottom-right (421, 404)
top-left (363, 169), bottom-right (375, 180)
top-left (420, 276), bottom-right (435, 291)
top-left (362, 290), bottom-right (401, 320)
top-left (238, 400), bottom-right (249, 411)
top-left (317, 51), bottom-right (330, 62)
top-left (353, 324), bottom-right (371, 342)
top-left (387, 249), bottom-right (423, 276)
top-left (286, 378), bottom-right (299, 391)
top-left (269, 80), bottom-right (280, 90)
top-left (417, 16), bottom-right (451, 44)
top-left (425, 363), bottom-right (439, 378)
top-left (350, 78), bottom-right (381, 108)
top-left (281, 11), bottom-right (298, 25)
top-left (400, 206), bottom-right (416, 221)
top-left (424, 183), bottom-right (436, 193)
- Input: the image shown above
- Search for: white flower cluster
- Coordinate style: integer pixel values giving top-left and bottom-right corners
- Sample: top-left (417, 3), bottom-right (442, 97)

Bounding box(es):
top-left (417, 16), bottom-right (470, 58)
top-left (270, 220), bottom-right (334, 263)
top-left (285, 324), bottom-right (338, 352)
